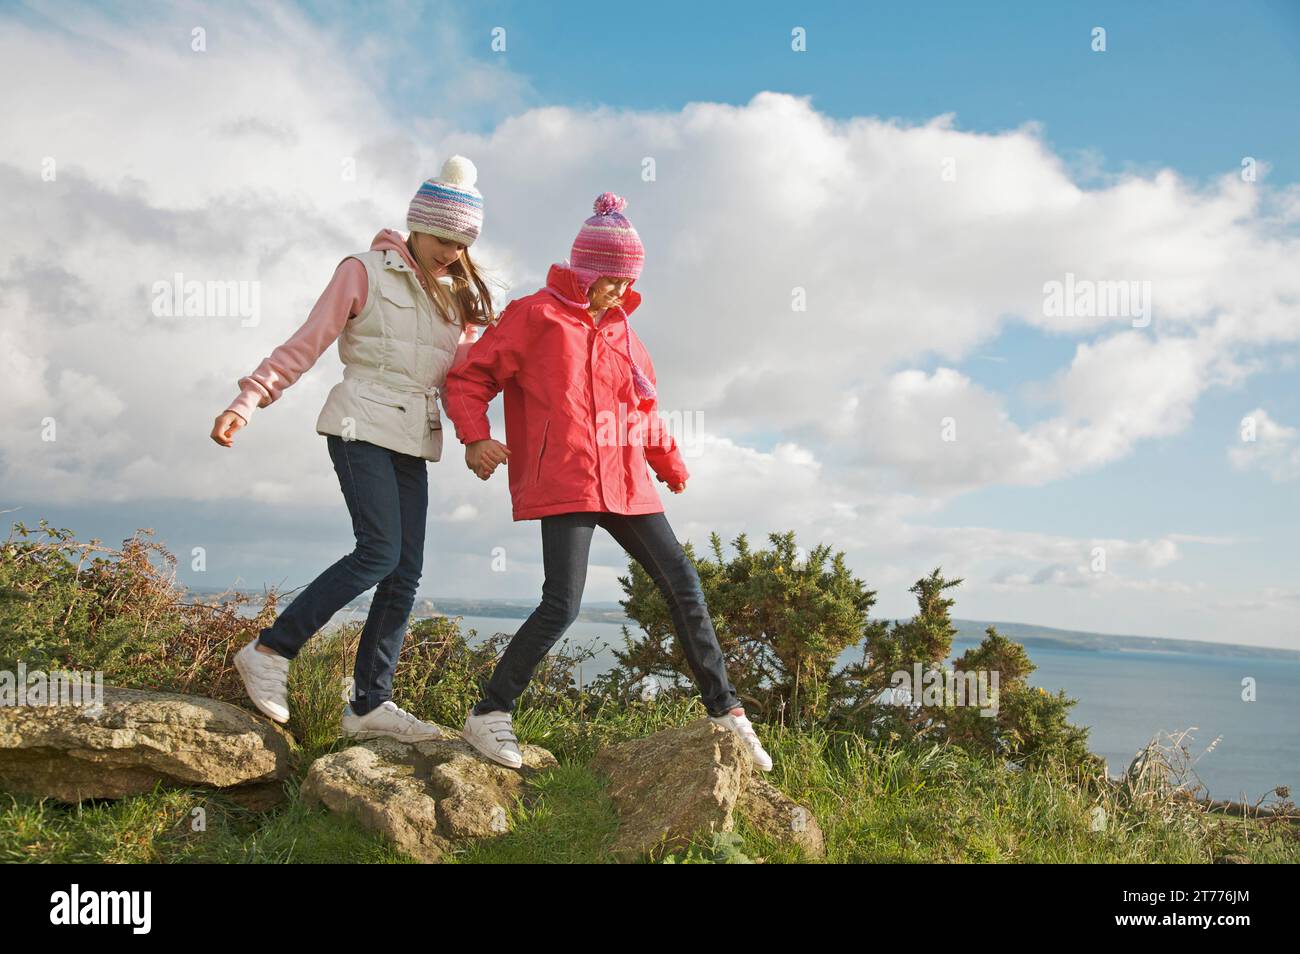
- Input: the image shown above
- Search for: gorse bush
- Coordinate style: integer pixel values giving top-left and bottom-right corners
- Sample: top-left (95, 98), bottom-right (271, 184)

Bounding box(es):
top-left (605, 533), bottom-right (1099, 775)
top-left (609, 531), bottom-right (877, 722)
top-left (947, 630), bottom-right (1098, 775)
top-left (0, 520), bottom-right (276, 701)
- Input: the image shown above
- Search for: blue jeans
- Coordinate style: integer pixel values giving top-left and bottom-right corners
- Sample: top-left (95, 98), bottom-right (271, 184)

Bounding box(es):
top-left (258, 435), bottom-right (427, 716)
top-left (473, 511), bottom-right (741, 718)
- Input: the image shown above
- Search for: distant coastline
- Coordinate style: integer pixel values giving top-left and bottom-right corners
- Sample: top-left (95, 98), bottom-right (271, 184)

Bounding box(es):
top-left (186, 587), bottom-right (1300, 662)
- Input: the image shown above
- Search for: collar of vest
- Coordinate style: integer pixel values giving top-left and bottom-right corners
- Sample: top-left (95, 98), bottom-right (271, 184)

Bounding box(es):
top-left (380, 248), bottom-right (456, 286)
top-left (381, 248), bottom-right (414, 274)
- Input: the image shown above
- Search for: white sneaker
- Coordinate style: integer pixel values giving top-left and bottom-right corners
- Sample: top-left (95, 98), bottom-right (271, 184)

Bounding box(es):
top-left (234, 638), bottom-right (290, 724)
top-left (711, 710), bottom-right (773, 772)
top-left (342, 700), bottom-right (448, 742)
top-left (461, 710), bottom-right (523, 769)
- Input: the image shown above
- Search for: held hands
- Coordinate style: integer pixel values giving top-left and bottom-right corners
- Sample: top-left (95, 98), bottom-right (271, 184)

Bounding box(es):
top-left (212, 416), bottom-right (681, 494)
top-left (210, 410), bottom-right (247, 447)
top-left (466, 439), bottom-right (510, 480)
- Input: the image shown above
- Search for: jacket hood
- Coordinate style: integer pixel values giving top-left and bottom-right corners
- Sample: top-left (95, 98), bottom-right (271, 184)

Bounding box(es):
top-left (545, 262), bottom-right (641, 318)
top-left (371, 228), bottom-right (421, 271)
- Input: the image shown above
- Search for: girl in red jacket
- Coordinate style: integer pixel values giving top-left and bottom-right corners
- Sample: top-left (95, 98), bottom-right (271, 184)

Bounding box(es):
top-left (444, 193), bottom-right (771, 772)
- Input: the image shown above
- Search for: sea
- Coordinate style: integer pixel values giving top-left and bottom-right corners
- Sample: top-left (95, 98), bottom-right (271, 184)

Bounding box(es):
top-left (452, 615), bottom-right (1300, 803)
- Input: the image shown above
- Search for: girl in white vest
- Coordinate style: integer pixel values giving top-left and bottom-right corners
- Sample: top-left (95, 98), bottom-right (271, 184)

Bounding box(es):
top-left (210, 157), bottom-right (505, 741)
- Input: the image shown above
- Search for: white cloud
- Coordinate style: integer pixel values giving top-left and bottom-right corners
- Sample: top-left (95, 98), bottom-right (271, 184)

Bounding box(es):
top-left (1229, 407), bottom-right (1300, 481)
top-left (3, 3), bottom-right (1299, 648)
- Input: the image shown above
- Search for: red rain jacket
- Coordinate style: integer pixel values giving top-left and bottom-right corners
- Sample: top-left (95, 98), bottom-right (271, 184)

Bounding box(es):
top-left (444, 264), bottom-right (690, 521)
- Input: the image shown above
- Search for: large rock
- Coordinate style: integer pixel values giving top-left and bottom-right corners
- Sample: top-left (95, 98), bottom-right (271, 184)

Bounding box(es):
top-left (0, 686), bottom-right (294, 807)
top-left (300, 734), bottom-right (557, 863)
top-left (591, 718), bottom-right (824, 861)
top-left (738, 776), bottom-right (826, 859)
top-left (591, 719), bottom-right (748, 860)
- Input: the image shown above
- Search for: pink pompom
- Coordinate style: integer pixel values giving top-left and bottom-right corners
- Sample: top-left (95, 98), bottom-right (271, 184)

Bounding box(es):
top-left (592, 192), bottom-right (627, 215)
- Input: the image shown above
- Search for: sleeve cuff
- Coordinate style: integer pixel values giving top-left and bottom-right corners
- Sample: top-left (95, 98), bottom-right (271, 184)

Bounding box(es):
top-left (226, 388), bottom-right (262, 423)
top-left (458, 422), bottom-right (492, 445)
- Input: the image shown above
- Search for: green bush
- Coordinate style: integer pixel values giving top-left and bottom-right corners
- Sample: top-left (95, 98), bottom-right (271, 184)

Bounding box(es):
top-left (606, 534), bottom-right (1099, 775)
top-left (0, 521), bottom-right (275, 702)
top-left (607, 530), bottom-right (877, 722)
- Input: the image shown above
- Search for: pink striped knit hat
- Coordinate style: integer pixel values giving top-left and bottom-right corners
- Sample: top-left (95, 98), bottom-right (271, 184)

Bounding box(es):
top-left (406, 155), bottom-right (484, 246)
top-left (569, 192), bottom-right (644, 289)
top-left (551, 192), bottom-right (656, 404)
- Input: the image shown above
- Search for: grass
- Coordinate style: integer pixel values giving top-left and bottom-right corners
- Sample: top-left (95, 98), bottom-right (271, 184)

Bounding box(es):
top-left (5, 703), bottom-right (1296, 863)
top-left (447, 763), bottom-right (621, 864)
top-left (0, 782), bottom-right (413, 865)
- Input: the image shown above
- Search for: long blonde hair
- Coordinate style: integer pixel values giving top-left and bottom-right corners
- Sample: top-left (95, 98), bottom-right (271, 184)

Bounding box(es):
top-left (408, 238), bottom-right (497, 329)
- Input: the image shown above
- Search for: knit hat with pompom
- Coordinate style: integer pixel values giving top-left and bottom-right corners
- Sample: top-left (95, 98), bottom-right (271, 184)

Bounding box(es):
top-left (407, 155), bottom-right (484, 246)
top-left (569, 192), bottom-right (644, 289)
top-left (550, 192), bottom-right (656, 405)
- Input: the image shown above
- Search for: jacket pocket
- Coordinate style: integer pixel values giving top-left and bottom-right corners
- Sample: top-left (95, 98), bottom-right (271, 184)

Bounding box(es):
top-left (357, 381), bottom-right (408, 412)
top-left (534, 419), bottom-right (551, 484)
top-left (358, 392), bottom-right (406, 411)
top-left (376, 275), bottom-right (419, 310)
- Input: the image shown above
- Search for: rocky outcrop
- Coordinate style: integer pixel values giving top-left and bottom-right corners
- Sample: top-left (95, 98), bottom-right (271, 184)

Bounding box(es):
top-left (738, 775), bottom-right (825, 859)
top-left (591, 718), bottom-right (824, 861)
top-left (300, 734), bottom-right (557, 863)
top-left (0, 686), bottom-right (294, 808)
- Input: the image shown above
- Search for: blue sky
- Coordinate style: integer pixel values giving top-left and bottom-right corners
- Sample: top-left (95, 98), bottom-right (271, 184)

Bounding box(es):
top-left (2, 0), bottom-right (1299, 647)
top-left (342, 0), bottom-right (1300, 183)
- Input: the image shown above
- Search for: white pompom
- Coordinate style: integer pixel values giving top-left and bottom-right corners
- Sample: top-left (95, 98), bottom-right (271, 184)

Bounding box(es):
top-left (439, 155), bottom-right (478, 189)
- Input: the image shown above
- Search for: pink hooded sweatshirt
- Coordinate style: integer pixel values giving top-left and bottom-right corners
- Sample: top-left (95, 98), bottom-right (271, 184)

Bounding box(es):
top-left (225, 229), bottom-right (483, 424)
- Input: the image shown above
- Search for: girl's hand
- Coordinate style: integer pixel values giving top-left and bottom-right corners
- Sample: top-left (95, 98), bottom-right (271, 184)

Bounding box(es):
top-left (211, 410), bottom-right (247, 447)
top-left (667, 480), bottom-right (687, 493)
top-left (466, 439), bottom-right (510, 480)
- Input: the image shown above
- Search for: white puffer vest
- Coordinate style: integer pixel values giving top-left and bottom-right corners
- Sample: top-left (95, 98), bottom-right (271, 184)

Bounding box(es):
top-left (314, 248), bottom-right (464, 461)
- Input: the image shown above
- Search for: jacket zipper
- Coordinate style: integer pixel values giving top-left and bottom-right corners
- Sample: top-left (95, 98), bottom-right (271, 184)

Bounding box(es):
top-left (587, 326), bottom-right (606, 505)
